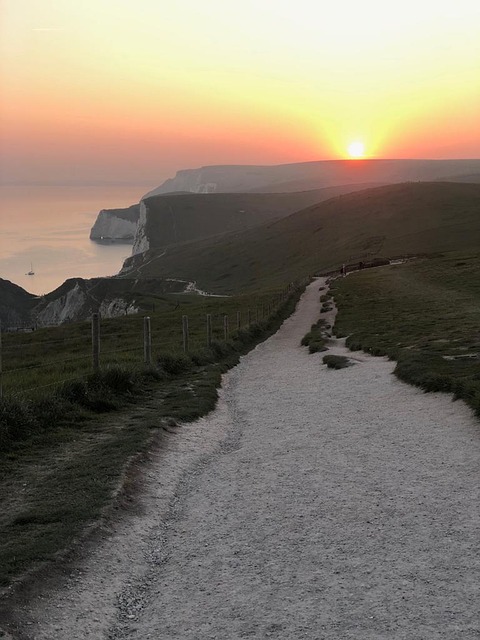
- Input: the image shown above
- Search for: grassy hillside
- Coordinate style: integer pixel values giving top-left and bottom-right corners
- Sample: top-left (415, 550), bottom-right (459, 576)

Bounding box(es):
top-left (331, 251), bottom-right (480, 418)
top-left (141, 184), bottom-right (383, 248)
top-left (0, 279), bottom-right (37, 327)
top-left (126, 182), bottom-right (480, 293)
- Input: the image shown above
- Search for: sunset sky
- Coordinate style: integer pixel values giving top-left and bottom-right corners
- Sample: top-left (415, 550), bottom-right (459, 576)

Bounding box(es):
top-left (1, 0), bottom-right (479, 185)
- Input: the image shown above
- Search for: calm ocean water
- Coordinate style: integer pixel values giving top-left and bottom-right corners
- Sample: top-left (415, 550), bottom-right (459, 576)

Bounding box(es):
top-left (0, 185), bottom-right (149, 296)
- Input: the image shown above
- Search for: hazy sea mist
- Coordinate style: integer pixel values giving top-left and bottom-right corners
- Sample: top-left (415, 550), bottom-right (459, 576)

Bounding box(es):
top-left (0, 185), bottom-right (148, 296)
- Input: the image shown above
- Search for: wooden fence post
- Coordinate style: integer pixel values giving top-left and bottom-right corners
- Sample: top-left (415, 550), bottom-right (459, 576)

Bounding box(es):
top-left (206, 313), bottom-right (212, 347)
top-left (182, 315), bottom-right (189, 353)
top-left (0, 320), bottom-right (3, 400)
top-left (92, 313), bottom-right (100, 372)
top-left (224, 315), bottom-right (229, 341)
top-left (144, 316), bottom-right (152, 365)
top-left (236, 310), bottom-right (241, 331)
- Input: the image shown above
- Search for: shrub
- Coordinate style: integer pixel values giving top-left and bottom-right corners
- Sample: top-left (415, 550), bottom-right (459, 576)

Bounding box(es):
top-left (157, 352), bottom-right (193, 376)
top-left (95, 367), bottom-right (137, 394)
top-left (208, 340), bottom-right (231, 359)
top-left (323, 354), bottom-right (352, 369)
top-left (141, 366), bottom-right (167, 381)
top-left (301, 318), bottom-right (329, 353)
top-left (189, 348), bottom-right (216, 366)
top-left (0, 397), bottom-right (34, 448)
top-left (57, 380), bottom-right (88, 405)
top-left (308, 338), bottom-right (328, 354)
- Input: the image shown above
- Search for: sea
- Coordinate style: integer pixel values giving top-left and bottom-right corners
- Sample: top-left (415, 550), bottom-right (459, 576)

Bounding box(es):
top-left (0, 184), bottom-right (150, 296)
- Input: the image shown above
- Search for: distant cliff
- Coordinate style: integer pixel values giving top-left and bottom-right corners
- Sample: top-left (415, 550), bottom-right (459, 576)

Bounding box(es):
top-left (90, 204), bottom-right (140, 242)
top-left (142, 159), bottom-right (480, 198)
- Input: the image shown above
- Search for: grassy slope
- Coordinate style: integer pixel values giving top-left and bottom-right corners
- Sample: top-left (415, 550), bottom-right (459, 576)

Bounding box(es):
top-left (331, 252), bottom-right (480, 417)
top-left (0, 279), bottom-right (37, 326)
top-left (140, 184), bottom-right (387, 248)
top-left (128, 182), bottom-right (480, 293)
top-left (0, 284), bottom-right (302, 589)
top-left (2, 289), bottom-right (286, 395)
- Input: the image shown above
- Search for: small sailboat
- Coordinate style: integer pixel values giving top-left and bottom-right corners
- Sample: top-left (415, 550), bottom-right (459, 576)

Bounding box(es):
top-left (26, 262), bottom-right (35, 275)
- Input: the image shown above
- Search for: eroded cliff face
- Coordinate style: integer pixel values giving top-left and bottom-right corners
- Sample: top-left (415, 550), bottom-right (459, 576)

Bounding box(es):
top-left (90, 205), bottom-right (140, 241)
top-left (22, 276), bottom-right (185, 327)
top-left (35, 281), bottom-right (88, 326)
top-left (131, 201), bottom-right (150, 255)
top-left (32, 278), bottom-right (140, 327)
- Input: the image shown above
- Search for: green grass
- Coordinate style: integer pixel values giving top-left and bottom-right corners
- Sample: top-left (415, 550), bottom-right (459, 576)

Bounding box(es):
top-left (1, 288), bottom-right (287, 397)
top-left (0, 282), bottom-right (305, 590)
top-left (331, 250), bottom-right (480, 416)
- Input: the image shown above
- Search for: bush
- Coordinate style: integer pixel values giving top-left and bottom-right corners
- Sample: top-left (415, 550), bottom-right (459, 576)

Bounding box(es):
top-left (323, 354), bottom-right (352, 369)
top-left (208, 340), bottom-right (232, 359)
top-left (157, 352), bottom-right (193, 375)
top-left (301, 318), bottom-right (329, 353)
top-left (58, 380), bottom-right (88, 405)
top-left (345, 336), bottom-right (363, 351)
top-left (189, 348), bottom-right (216, 366)
top-left (57, 368), bottom-right (138, 412)
top-left (141, 366), bottom-right (168, 381)
top-left (96, 367), bottom-right (137, 394)
top-left (0, 397), bottom-right (34, 448)
top-left (0, 394), bottom-right (77, 450)
top-left (308, 338), bottom-right (328, 354)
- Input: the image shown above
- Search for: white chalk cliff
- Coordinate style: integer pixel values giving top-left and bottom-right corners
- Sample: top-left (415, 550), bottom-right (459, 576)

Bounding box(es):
top-left (131, 201), bottom-right (150, 255)
top-left (90, 204), bottom-right (140, 242)
top-left (35, 282), bottom-right (88, 326)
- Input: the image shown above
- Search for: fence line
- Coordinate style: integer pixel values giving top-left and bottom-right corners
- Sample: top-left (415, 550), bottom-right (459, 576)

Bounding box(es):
top-left (144, 316), bottom-right (152, 366)
top-left (0, 280), bottom-right (307, 397)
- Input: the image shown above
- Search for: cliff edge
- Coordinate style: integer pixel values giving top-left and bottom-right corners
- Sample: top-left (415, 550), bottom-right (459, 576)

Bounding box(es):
top-left (90, 204), bottom-right (140, 242)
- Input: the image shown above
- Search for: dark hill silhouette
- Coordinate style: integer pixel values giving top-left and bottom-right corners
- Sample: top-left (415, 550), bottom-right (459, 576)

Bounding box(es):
top-left (139, 183), bottom-right (383, 249)
top-left (125, 182), bottom-right (480, 292)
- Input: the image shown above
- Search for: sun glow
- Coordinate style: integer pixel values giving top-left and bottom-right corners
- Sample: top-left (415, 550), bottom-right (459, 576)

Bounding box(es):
top-left (347, 141), bottom-right (365, 159)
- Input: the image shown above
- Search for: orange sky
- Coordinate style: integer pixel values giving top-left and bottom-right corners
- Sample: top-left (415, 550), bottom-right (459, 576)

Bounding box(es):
top-left (1, 0), bottom-right (479, 185)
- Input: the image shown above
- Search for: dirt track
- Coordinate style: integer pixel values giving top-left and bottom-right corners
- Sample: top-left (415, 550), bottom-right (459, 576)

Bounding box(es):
top-left (6, 278), bottom-right (480, 639)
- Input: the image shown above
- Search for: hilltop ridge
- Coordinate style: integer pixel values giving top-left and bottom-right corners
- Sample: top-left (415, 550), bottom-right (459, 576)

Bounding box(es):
top-left (144, 158), bottom-right (480, 197)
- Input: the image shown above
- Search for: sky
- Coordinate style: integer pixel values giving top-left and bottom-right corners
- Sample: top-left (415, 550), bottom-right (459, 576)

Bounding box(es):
top-left (1, 0), bottom-right (479, 186)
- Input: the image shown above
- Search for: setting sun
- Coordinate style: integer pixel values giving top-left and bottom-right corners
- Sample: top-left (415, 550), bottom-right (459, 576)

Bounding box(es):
top-left (347, 141), bottom-right (365, 159)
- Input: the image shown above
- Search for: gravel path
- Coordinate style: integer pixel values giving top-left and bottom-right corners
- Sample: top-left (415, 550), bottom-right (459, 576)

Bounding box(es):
top-left (7, 279), bottom-right (480, 639)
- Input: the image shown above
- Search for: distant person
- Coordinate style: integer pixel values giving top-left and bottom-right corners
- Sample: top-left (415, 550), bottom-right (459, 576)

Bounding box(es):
top-left (341, 264), bottom-right (346, 277)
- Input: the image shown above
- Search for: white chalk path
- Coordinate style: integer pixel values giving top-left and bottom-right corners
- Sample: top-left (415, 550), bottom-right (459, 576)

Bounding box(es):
top-left (14, 279), bottom-right (480, 639)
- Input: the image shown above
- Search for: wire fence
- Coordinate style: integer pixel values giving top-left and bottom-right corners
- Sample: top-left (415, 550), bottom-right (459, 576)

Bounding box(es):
top-left (0, 282), bottom-right (303, 399)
